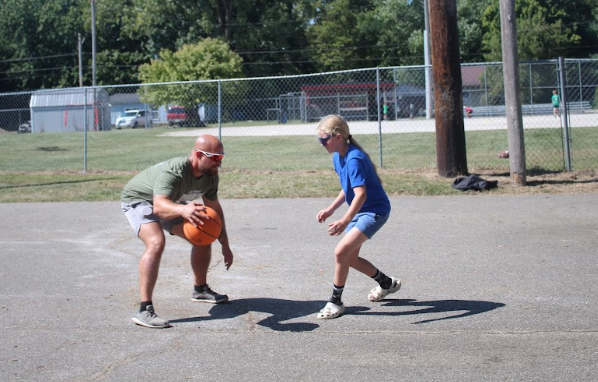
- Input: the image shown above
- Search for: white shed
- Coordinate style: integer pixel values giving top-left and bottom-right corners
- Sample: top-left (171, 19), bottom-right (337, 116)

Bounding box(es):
top-left (30, 88), bottom-right (111, 133)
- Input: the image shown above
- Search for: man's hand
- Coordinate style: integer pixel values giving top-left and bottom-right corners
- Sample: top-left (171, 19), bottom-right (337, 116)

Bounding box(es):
top-left (222, 246), bottom-right (233, 270)
top-left (182, 202), bottom-right (208, 227)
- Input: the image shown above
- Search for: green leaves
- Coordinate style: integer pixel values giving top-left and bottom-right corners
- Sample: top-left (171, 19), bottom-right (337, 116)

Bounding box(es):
top-left (1, 0), bottom-right (598, 93)
top-left (482, 0), bottom-right (589, 61)
top-left (138, 38), bottom-right (247, 109)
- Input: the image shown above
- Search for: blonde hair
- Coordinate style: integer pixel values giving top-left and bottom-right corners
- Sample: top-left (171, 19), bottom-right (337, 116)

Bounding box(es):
top-left (316, 114), bottom-right (382, 183)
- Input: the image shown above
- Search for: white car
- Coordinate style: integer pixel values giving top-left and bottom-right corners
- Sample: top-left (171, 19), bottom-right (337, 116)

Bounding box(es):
top-left (115, 110), bottom-right (151, 129)
top-left (18, 120), bottom-right (32, 133)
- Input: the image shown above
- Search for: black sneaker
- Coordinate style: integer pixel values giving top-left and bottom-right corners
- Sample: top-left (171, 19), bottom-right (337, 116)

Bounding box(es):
top-left (131, 305), bottom-right (171, 328)
top-left (191, 285), bottom-right (229, 304)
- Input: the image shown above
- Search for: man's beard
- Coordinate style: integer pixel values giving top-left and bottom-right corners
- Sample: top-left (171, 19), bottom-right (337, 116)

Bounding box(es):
top-left (204, 165), bottom-right (220, 177)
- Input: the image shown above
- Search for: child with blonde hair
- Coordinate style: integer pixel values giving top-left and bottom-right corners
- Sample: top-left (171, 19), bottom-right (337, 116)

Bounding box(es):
top-left (315, 115), bottom-right (401, 319)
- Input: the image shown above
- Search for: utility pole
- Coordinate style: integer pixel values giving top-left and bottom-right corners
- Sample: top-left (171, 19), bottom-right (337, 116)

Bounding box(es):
top-left (499, 0), bottom-right (526, 186)
top-left (428, 0), bottom-right (467, 177)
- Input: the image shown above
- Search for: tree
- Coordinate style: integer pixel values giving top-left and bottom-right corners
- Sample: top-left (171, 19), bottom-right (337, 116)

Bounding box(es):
top-left (129, 0), bottom-right (312, 77)
top-left (2, 0), bottom-right (598, 93)
top-left (0, 0), bottom-right (86, 91)
top-left (457, 0), bottom-right (493, 62)
top-left (138, 38), bottom-right (247, 121)
top-left (358, 0), bottom-right (425, 67)
top-left (305, 0), bottom-right (376, 71)
top-left (92, 0), bottom-right (156, 85)
top-left (482, 0), bottom-right (582, 61)
top-left (222, 0), bottom-right (312, 77)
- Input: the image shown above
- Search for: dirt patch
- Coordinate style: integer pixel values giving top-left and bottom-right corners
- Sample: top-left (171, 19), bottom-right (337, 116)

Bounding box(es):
top-left (404, 168), bottom-right (598, 194)
top-left (500, 169), bottom-right (598, 194)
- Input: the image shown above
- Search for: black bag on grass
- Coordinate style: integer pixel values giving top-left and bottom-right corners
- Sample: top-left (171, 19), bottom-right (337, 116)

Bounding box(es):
top-left (452, 174), bottom-right (498, 191)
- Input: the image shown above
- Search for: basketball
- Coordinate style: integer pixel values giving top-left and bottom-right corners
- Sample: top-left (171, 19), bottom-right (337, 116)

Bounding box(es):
top-left (183, 206), bottom-right (222, 246)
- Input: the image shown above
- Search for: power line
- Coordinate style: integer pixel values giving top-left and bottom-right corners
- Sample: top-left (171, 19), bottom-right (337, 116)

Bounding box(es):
top-left (0, 53), bottom-right (78, 64)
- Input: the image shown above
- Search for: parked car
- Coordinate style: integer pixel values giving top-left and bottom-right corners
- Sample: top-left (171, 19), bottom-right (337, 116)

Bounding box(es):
top-left (18, 120), bottom-right (32, 133)
top-left (167, 106), bottom-right (189, 127)
top-left (115, 109), bottom-right (151, 129)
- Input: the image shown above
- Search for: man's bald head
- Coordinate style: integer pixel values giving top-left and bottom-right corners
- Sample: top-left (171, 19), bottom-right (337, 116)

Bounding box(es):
top-left (194, 135), bottom-right (223, 154)
top-left (190, 135), bottom-right (224, 177)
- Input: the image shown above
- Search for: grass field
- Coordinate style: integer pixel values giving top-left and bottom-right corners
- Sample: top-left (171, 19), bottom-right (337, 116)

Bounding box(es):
top-left (1, 124), bottom-right (596, 202)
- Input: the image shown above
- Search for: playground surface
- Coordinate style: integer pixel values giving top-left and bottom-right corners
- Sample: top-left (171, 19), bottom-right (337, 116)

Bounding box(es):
top-left (1, 194), bottom-right (597, 381)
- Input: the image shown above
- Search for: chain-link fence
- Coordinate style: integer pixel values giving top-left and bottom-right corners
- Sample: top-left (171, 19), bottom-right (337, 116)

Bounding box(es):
top-left (1, 58), bottom-right (597, 174)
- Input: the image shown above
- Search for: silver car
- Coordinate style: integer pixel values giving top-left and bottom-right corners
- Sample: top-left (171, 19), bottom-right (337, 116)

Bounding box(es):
top-left (115, 110), bottom-right (151, 129)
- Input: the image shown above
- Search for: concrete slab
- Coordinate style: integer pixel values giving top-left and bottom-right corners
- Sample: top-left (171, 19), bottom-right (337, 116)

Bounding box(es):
top-left (1, 194), bottom-right (597, 381)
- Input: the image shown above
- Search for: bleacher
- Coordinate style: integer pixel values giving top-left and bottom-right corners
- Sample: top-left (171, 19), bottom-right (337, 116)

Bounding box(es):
top-left (472, 101), bottom-right (592, 117)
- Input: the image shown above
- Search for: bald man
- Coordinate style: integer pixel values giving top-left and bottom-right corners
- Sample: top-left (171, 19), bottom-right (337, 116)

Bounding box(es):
top-left (121, 135), bottom-right (233, 328)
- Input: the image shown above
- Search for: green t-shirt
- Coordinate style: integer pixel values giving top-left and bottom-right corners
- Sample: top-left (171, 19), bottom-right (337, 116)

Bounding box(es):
top-left (121, 156), bottom-right (218, 204)
top-left (552, 94), bottom-right (560, 107)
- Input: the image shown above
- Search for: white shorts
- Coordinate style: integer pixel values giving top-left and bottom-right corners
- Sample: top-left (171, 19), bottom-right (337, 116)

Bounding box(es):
top-left (121, 201), bottom-right (183, 236)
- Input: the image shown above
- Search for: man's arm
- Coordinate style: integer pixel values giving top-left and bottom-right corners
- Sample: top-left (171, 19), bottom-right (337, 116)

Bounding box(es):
top-left (203, 197), bottom-right (233, 270)
top-left (153, 194), bottom-right (206, 226)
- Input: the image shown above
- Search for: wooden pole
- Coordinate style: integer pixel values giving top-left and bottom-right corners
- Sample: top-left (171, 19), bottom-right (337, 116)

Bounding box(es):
top-left (428, 0), bottom-right (467, 177)
top-left (499, 0), bottom-right (526, 186)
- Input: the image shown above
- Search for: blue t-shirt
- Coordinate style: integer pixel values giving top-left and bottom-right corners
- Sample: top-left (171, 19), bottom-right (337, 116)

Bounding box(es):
top-left (333, 145), bottom-right (391, 215)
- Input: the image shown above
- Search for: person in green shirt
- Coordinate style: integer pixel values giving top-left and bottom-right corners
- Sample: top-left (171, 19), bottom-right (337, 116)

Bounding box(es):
top-left (382, 101), bottom-right (388, 120)
top-left (121, 134), bottom-right (233, 328)
top-left (552, 90), bottom-right (561, 118)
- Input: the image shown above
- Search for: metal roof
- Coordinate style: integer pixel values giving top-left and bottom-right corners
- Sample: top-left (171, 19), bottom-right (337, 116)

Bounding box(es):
top-left (30, 88), bottom-right (109, 108)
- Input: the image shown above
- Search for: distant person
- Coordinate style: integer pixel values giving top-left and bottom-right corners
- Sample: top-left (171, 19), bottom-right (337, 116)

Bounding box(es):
top-left (383, 101), bottom-right (388, 120)
top-left (464, 106), bottom-right (473, 118)
top-left (552, 90), bottom-right (561, 118)
top-left (315, 115), bottom-right (401, 319)
top-left (121, 135), bottom-right (233, 328)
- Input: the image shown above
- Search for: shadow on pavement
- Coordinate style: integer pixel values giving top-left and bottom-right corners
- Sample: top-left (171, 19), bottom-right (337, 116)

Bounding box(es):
top-left (169, 297), bottom-right (505, 330)
top-left (350, 298), bottom-right (506, 324)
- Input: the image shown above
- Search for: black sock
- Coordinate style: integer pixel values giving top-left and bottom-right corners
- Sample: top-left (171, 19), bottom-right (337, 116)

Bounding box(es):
top-left (140, 301), bottom-right (152, 312)
top-left (329, 284), bottom-right (344, 305)
top-left (194, 284), bottom-right (208, 293)
top-left (372, 270), bottom-right (392, 289)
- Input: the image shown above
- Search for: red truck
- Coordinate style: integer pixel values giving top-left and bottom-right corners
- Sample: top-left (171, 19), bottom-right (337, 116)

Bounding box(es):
top-left (166, 106), bottom-right (188, 127)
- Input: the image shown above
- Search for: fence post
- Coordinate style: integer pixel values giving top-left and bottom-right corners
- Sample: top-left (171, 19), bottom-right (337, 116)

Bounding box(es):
top-left (484, 67), bottom-right (489, 112)
top-left (376, 68), bottom-right (383, 168)
top-left (217, 80), bottom-right (222, 141)
top-left (393, 68), bottom-right (398, 121)
top-left (84, 88), bottom-right (88, 173)
top-left (528, 63), bottom-right (533, 105)
top-left (558, 57), bottom-right (572, 170)
top-left (578, 61), bottom-right (584, 113)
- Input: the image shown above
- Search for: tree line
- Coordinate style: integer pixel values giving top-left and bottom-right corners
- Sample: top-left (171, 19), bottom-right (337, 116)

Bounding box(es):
top-left (1, 0), bottom-right (597, 93)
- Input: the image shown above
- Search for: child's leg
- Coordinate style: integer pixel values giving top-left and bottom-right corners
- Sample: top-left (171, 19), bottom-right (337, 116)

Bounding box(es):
top-left (317, 228), bottom-right (368, 319)
top-left (332, 228), bottom-right (369, 286)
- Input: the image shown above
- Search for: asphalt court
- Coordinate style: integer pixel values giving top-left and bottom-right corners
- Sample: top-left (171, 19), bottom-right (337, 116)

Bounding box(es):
top-left (1, 194), bottom-right (597, 381)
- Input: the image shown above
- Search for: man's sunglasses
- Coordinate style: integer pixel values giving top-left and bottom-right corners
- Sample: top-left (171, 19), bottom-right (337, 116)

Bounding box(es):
top-left (195, 149), bottom-right (225, 161)
top-left (318, 135), bottom-right (333, 146)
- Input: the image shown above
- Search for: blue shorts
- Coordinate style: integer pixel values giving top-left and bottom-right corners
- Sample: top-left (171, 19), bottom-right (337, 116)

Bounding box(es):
top-left (346, 212), bottom-right (389, 239)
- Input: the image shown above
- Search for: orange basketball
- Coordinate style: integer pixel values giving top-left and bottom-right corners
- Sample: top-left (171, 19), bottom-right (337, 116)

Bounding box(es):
top-left (183, 206), bottom-right (222, 246)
